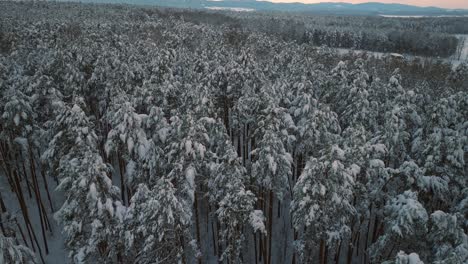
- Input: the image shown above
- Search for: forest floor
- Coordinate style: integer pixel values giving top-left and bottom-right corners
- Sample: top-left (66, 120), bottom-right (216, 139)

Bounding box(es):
top-left (0, 171), bottom-right (67, 263)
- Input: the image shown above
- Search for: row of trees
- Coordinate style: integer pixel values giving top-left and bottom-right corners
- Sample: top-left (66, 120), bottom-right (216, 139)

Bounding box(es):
top-left (1, 1), bottom-right (467, 263)
top-left (226, 12), bottom-right (464, 57)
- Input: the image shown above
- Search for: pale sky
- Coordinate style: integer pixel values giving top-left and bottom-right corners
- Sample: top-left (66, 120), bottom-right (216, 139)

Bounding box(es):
top-left (268, 0), bottom-right (468, 9)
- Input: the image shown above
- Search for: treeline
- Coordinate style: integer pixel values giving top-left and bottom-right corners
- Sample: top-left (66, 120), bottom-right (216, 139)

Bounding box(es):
top-left (139, 8), bottom-right (463, 57)
top-left (232, 15), bottom-right (460, 57)
top-left (0, 1), bottom-right (467, 264)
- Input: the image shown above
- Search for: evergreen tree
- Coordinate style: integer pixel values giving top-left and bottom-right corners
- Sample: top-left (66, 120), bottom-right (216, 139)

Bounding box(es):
top-left (291, 145), bottom-right (355, 261)
top-left (0, 232), bottom-right (36, 264)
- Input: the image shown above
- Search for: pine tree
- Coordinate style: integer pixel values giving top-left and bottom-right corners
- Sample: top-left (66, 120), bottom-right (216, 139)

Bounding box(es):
top-left (125, 181), bottom-right (192, 264)
top-left (0, 232), bottom-right (36, 264)
top-left (105, 100), bottom-right (150, 202)
top-left (208, 120), bottom-right (260, 263)
top-left (291, 145), bottom-right (355, 262)
top-left (370, 191), bottom-right (428, 263)
top-left (55, 149), bottom-right (124, 263)
top-left (43, 104), bottom-right (124, 263)
top-left (429, 211), bottom-right (468, 264)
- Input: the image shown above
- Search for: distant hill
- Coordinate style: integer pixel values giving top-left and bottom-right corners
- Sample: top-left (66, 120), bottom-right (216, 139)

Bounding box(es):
top-left (67, 0), bottom-right (468, 16)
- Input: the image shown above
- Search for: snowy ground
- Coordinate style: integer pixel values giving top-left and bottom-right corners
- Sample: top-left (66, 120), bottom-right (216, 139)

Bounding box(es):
top-left (0, 170), bottom-right (68, 263)
top-left (335, 34), bottom-right (468, 69)
top-left (454, 34), bottom-right (468, 61)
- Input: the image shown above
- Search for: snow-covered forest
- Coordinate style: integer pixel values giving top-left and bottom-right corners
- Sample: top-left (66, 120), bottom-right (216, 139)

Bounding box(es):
top-left (0, 1), bottom-right (467, 264)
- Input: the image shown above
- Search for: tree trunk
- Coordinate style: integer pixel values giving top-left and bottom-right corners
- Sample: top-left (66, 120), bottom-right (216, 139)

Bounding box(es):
top-left (28, 157), bottom-right (50, 254)
top-left (291, 231), bottom-right (298, 264)
top-left (19, 158), bottom-right (33, 199)
top-left (0, 190), bottom-right (6, 213)
top-left (194, 192), bottom-right (202, 264)
top-left (335, 240), bottom-right (342, 264)
top-left (13, 171), bottom-right (46, 264)
top-left (211, 211), bottom-right (218, 257)
top-left (324, 245), bottom-right (329, 264)
top-left (117, 154), bottom-right (126, 205)
top-left (254, 232), bottom-right (258, 264)
top-left (31, 147), bottom-right (54, 213)
top-left (0, 143), bottom-right (15, 190)
top-left (268, 191), bottom-right (273, 264)
top-left (15, 218), bottom-right (29, 247)
top-left (319, 239), bottom-right (325, 264)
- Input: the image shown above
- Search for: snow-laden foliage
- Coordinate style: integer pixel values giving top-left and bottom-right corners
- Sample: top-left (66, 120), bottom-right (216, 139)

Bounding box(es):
top-left (55, 149), bottom-right (123, 263)
top-left (0, 2), bottom-right (466, 264)
top-left (385, 251), bottom-right (423, 264)
top-left (125, 181), bottom-right (192, 264)
top-left (370, 191), bottom-right (428, 262)
top-left (429, 211), bottom-right (468, 264)
top-left (291, 145), bottom-right (355, 259)
top-left (207, 121), bottom-right (260, 263)
top-left (0, 233), bottom-right (36, 264)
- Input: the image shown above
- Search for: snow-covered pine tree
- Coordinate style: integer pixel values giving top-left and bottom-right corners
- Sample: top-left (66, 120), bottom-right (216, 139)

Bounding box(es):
top-left (420, 95), bottom-right (465, 207)
top-left (0, 231), bottom-right (36, 264)
top-left (207, 120), bottom-right (262, 263)
top-left (125, 180), bottom-right (192, 264)
top-left (43, 104), bottom-right (124, 263)
top-left (429, 210), bottom-right (468, 263)
top-left (105, 100), bottom-right (150, 202)
top-left (369, 191), bottom-right (428, 263)
top-left (251, 84), bottom-right (294, 201)
top-left (55, 149), bottom-right (124, 263)
top-left (290, 91), bottom-right (340, 155)
top-left (291, 144), bottom-right (355, 263)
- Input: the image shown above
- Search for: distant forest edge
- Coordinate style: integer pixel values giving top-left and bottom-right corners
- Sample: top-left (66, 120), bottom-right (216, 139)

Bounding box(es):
top-left (58, 0), bottom-right (468, 16)
top-left (7, 1), bottom-right (464, 58)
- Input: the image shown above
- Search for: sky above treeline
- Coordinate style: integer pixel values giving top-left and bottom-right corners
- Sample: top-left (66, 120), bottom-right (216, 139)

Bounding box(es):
top-left (268, 0), bottom-right (468, 9)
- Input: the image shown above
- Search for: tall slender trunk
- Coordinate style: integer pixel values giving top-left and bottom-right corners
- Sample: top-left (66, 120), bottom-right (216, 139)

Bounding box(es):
top-left (319, 239), bottom-right (325, 264)
top-left (28, 150), bottom-right (52, 232)
top-left (243, 124), bottom-right (247, 165)
top-left (254, 232), bottom-right (258, 264)
top-left (371, 217), bottom-right (380, 243)
top-left (324, 245), bottom-right (329, 264)
top-left (194, 192), bottom-right (202, 264)
top-left (19, 157), bottom-right (33, 198)
top-left (223, 97), bottom-right (230, 132)
top-left (291, 231), bottom-right (298, 264)
top-left (267, 191), bottom-right (273, 264)
top-left (237, 134), bottom-right (242, 159)
top-left (356, 230), bottom-right (361, 258)
top-left (15, 218), bottom-right (29, 247)
top-left (348, 228), bottom-right (361, 264)
top-left (211, 209), bottom-right (218, 257)
top-left (335, 240), bottom-right (342, 264)
top-left (0, 191), bottom-right (6, 235)
top-left (35, 149), bottom-right (54, 212)
top-left (117, 153), bottom-right (126, 205)
top-left (258, 188), bottom-right (264, 263)
top-left (13, 170), bottom-right (34, 250)
top-left (217, 218), bottom-right (223, 260)
top-left (259, 235), bottom-right (263, 263)
top-left (13, 171), bottom-right (46, 264)
top-left (0, 190), bottom-right (6, 213)
top-left (364, 206), bottom-right (373, 264)
top-left (27, 155), bottom-right (50, 254)
top-left (0, 143), bottom-right (16, 191)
